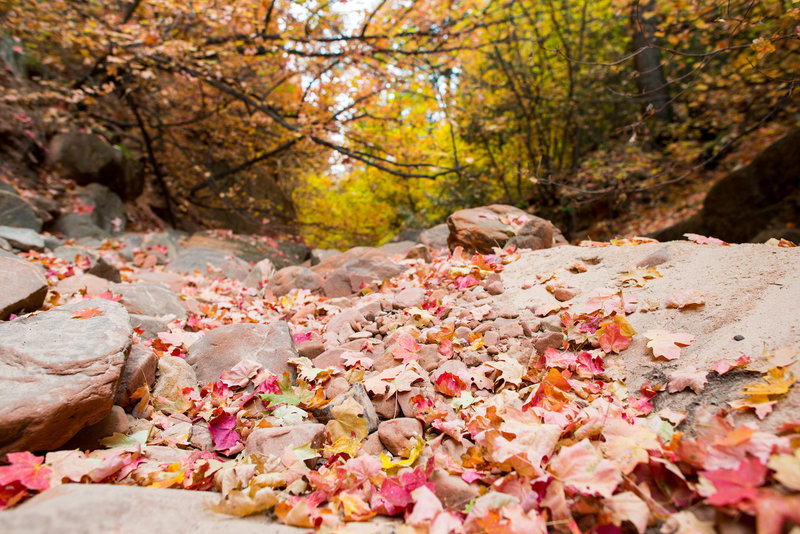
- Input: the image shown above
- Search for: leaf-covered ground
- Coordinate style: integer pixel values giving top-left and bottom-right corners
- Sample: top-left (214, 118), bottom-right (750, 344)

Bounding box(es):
top-left (2, 235), bottom-right (800, 533)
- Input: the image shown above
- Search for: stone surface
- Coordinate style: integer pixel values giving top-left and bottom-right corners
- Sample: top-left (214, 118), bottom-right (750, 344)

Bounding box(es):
top-left (0, 299), bottom-right (132, 453)
top-left (1, 484), bottom-right (307, 534)
top-left (377, 240), bottom-right (416, 257)
top-left (418, 223), bottom-right (449, 249)
top-left (377, 418), bottom-right (423, 456)
top-left (312, 383), bottom-right (379, 433)
top-left (110, 282), bottom-right (187, 320)
top-left (431, 468), bottom-right (480, 510)
top-left (48, 132), bottom-right (143, 199)
top-left (74, 183), bottom-right (127, 234)
top-left (266, 265), bottom-right (322, 296)
top-left (52, 213), bottom-right (107, 239)
top-left (185, 321), bottom-right (298, 384)
top-left (184, 232), bottom-right (310, 269)
top-left (310, 248), bottom-right (340, 266)
top-left (0, 256), bottom-right (47, 320)
top-left (243, 257), bottom-right (277, 288)
top-left (166, 247), bottom-right (251, 281)
top-left (447, 204), bottom-right (559, 254)
top-left (393, 286), bottom-right (426, 309)
top-left (0, 225), bottom-right (44, 251)
top-left (152, 356), bottom-right (198, 404)
top-left (0, 190), bottom-right (42, 231)
top-left (53, 273), bottom-right (111, 298)
top-left (245, 423), bottom-right (326, 456)
top-left (116, 343), bottom-right (158, 406)
top-left (63, 405), bottom-right (129, 450)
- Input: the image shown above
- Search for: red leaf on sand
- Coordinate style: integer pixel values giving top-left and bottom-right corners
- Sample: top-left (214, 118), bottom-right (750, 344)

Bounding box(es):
top-left (0, 483), bottom-right (28, 510)
top-left (700, 456), bottom-right (767, 507)
top-left (668, 366), bottom-right (708, 393)
top-left (712, 355), bottom-right (750, 375)
top-left (598, 324), bottom-right (631, 354)
top-left (208, 412), bottom-right (241, 452)
top-left (684, 233), bottom-right (728, 246)
top-left (0, 451), bottom-right (52, 491)
top-left (72, 307), bottom-right (103, 319)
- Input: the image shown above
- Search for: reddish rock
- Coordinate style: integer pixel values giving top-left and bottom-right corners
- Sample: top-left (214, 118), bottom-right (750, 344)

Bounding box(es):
top-left (393, 287), bottom-right (426, 309)
top-left (243, 258), bottom-right (277, 289)
top-left (358, 432), bottom-right (385, 457)
top-left (485, 280), bottom-right (504, 295)
top-left (266, 265), bottom-right (322, 297)
top-left (245, 423), bottom-right (326, 456)
top-left (431, 469), bottom-right (481, 509)
top-left (534, 331), bottom-right (565, 353)
top-left (447, 204), bottom-right (560, 254)
top-left (378, 418), bottom-right (424, 456)
top-left (54, 273), bottom-right (111, 297)
top-left (404, 244), bottom-right (432, 262)
top-left (0, 256), bottom-right (47, 320)
top-left (553, 287), bottom-right (577, 302)
top-left (0, 299), bottom-right (132, 454)
top-left (371, 393), bottom-right (400, 420)
top-left (498, 321), bottom-right (524, 339)
top-left (64, 405), bottom-right (129, 450)
top-left (186, 322), bottom-right (298, 384)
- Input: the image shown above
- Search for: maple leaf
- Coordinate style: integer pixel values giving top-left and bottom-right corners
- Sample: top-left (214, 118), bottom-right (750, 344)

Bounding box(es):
top-left (407, 486), bottom-right (443, 526)
top-left (665, 289), bottom-right (705, 309)
top-left (711, 355), bottom-right (750, 375)
top-left (605, 491), bottom-right (649, 534)
top-left (435, 371), bottom-right (467, 396)
top-left (549, 439), bottom-right (621, 498)
top-left (597, 323), bottom-right (632, 354)
top-left (71, 307), bottom-right (103, 319)
top-left (392, 335), bottom-right (422, 364)
top-left (742, 366), bottom-right (796, 397)
top-left (767, 448), bottom-right (800, 491)
top-left (618, 266), bottom-right (661, 287)
top-left (668, 366), bottom-right (708, 393)
top-left (485, 355), bottom-right (525, 388)
top-left (699, 456), bottom-right (767, 506)
top-left (643, 330), bottom-right (695, 360)
top-left (341, 351), bottom-right (374, 369)
top-left (0, 451), bottom-right (52, 491)
top-left (326, 397), bottom-right (368, 441)
top-left (684, 233), bottom-right (728, 245)
top-left (208, 412), bottom-right (242, 452)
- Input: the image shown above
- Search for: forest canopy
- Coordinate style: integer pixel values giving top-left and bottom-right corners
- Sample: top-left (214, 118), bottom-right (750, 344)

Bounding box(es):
top-left (1, 0), bottom-right (797, 247)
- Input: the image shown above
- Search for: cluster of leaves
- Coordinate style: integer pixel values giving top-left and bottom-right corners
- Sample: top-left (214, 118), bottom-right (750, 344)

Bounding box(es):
top-left (5, 236), bottom-right (800, 533)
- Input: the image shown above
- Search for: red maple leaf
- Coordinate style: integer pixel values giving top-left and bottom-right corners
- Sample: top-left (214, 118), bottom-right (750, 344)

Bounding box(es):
top-left (72, 307), bottom-right (103, 319)
top-left (435, 372), bottom-right (466, 397)
top-left (598, 324), bottom-right (631, 354)
top-left (392, 335), bottom-right (421, 364)
top-left (208, 412), bottom-right (241, 452)
top-left (700, 456), bottom-right (767, 506)
top-left (0, 451), bottom-right (52, 491)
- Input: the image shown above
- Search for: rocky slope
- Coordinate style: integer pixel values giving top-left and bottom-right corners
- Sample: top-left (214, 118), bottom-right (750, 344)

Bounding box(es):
top-left (0, 201), bottom-right (799, 533)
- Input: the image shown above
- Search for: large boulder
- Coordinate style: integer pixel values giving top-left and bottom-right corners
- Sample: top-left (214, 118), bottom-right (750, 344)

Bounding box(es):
top-left (73, 183), bottom-right (127, 234)
top-left (266, 265), bottom-right (322, 296)
top-left (1, 484), bottom-right (307, 534)
top-left (447, 204), bottom-right (562, 254)
top-left (185, 231), bottom-right (310, 269)
top-left (0, 190), bottom-right (42, 231)
top-left (52, 213), bottom-right (106, 239)
top-left (0, 256), bottom-right (47, 320)
top-left (166, 247), bottom-right (250, 281)
top-left (110, 282), bottom-right (187, 320)
top-left (311, 247), bottom-right (407, 298)
top-left (48, 132), bottom-right (144, 199)
top-left (418, 223), bottom-right (449, 249)
top-left (185, 321), bottom-right (298, 384)
top-left (0, 299), bottom-right (132, 453)
top-left (0, 226), bottom-right (45, 252)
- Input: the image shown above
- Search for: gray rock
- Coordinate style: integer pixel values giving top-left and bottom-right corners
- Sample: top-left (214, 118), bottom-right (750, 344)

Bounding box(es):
top-left (0, 180), bottom-right (17, 195)
top-left (74, 183), bottom-right (126, 234)
top-left (52, 273), bottom-right (111, 297)
top-left (129, 314), bottom-right (168, 341)
top-left (63, 405), bottom-right (129, 450)
top-left (110, 282), bottom-right (187, 320)
top-left (0, 299), bottom-right (132, 453)
top-left (88, 256), bottom-right (121, 283)
top-left (42, 235), bottom-right (64, 250)
top-left (186, 321), bottom-right (298, 384)
top-left (0, 255), bottom-right (47, 320)
top-left (1, 483), bottom-right (307, 534)
top-left (48, 132), bottom-right (143, 199)
top-left (0, 225), bottom-right (45, 251)
top-left (166, 247), bottom-right (250, 281)
top-left (0, 190), bottom-right (42, 231)
top-left (142, 231), bottom-right (181, 261)
top-left (266, 265), bottom-right (322, 296)
top-left (0, 236), bottom-right (11, 251)
top-left (418, 223), bottom-right (449, 249)
top-left (52, 213), bottom-right (107, 239)
top-left (310, 248), bottom-right (340, 266)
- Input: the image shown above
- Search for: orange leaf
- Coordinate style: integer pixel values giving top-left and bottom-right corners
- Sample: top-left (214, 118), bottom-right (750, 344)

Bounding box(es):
top-left (72, 307), bottom-right (103, 319)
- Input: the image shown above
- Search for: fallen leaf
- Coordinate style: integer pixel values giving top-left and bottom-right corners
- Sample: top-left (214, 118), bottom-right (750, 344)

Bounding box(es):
top-left (549, 439), bottom-right (621, 498)
top-left (71, 307), bottom-right (103, 319)
top-left (618, 266), bottom-right (661, 287)
top-left (665, 289), bottom-right (705, 309)
top-left (668, 366), bottom-right (708, 393)
top-left (0, 452), bottom-right (51, 491)
top-left (435, 372), bottom-right (467, 397)
top-left (684, 233), bottom-right (728, 245)
top-left (768, 449), bottom-right (800, 491)
top-left (711, 355), bottom-right (750, 375)
top-left (699, 456), bottom-right (767, 506)
top-left (644, 330), bottom-right (695, 360)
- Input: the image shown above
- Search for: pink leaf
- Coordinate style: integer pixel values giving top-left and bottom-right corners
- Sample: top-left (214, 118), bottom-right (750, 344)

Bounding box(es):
top-left (668, 366), bottom-right (708, 393)
top-left (0, 452), bottom-right (51, 491)
top-left (644, 330), bottom-right (695, 360)
top-left (701, 457), bottom-right (767, 506)
top-left (208, 412), bottom-right (241, 452)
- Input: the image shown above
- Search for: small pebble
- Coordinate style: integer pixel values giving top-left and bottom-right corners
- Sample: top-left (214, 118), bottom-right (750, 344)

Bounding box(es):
top-left (733, 335), bottom-right (745, 341)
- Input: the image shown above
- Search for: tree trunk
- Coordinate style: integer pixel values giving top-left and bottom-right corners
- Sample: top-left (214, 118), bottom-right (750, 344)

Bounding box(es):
top-left (630, 0), bottom-right (673, 121)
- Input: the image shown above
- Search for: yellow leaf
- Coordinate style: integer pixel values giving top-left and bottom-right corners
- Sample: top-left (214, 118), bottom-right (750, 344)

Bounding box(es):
top-left (380, 437), bottom-right (424, 471)
top-left (742, 367), bottom-right (796, 397)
